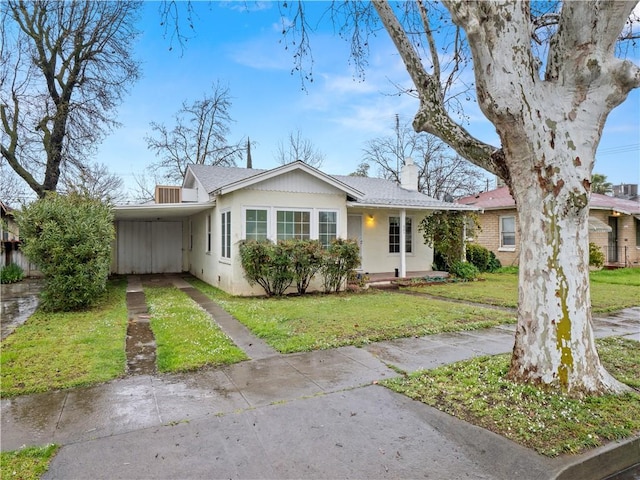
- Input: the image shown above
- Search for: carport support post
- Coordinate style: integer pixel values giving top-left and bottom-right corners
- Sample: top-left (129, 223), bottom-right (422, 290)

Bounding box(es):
top-left (400, 208), bottom-right (406, 278)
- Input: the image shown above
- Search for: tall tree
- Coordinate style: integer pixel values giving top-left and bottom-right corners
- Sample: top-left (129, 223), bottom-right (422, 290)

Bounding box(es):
top-left (362, 119), bottom-right (485, 199)
top-left (369, 0), bottom-right (638, 394)
top-left (1, 0), bottom-right (141, 198)
top-left (274, 129), bottom-right (325, 169)
top-left (60, 162), bottom-right (124, 204)
top-left (144, 82), bottom-right (244, 184)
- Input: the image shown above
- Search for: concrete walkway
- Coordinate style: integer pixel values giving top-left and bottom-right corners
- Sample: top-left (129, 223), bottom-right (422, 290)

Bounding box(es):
top-left (1, 275), bottom-right (639, 479)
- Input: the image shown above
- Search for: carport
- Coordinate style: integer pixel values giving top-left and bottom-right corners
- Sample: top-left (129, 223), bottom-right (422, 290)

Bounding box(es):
top-left (112, 203), bottom-right (211, 275)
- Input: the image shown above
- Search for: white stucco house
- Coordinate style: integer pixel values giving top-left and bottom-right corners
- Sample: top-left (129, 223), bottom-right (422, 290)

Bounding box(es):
top-left (112, 160), bottom-right (477, 295)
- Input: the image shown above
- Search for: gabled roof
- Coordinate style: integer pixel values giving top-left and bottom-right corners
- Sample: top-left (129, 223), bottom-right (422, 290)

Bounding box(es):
top-left (205, 161), bottom-right (364, 199)
top-left (186, 161), bottom-right (476, 211)
top-left (458, 187), bottom-right (640, 215)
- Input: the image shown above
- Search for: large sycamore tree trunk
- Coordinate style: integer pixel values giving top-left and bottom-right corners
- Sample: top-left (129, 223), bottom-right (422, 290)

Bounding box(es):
top-left (374, 0), bottom-right (639, 395)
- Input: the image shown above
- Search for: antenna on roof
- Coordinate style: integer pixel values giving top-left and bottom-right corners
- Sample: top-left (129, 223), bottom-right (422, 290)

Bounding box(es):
top-left (246, 137), bottom-right (253, 169)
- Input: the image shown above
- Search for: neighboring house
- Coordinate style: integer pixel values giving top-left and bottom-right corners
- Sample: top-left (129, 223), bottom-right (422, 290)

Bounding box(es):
top-left (458, 187), bottom-right (640, 268)
top-left (0, 201), bottom-right (40, 275)
top-left (112, 160), bottom-right (477, 295)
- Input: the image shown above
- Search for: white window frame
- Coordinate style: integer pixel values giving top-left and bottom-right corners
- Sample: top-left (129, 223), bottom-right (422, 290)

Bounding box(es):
top-left (221, 209), bottom-right (231, 261)
top-left (275, 208), bottom-right (312, 242)
top-left (243, 207), bottom-right (270, 242)
top-left (206, 214), bottom-right (212, 253)
top-left (318, 209), bottom-right (339, 248)
top-left (241, 206), bottom-right (340, 246)
top-left (388, 215), bottom-right (413, 254)
top-left (499, 215), bottom-right (516, 251)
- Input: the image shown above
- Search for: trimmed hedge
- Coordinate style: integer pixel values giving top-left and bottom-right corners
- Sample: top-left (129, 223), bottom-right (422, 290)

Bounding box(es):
top-left (239, 238), bottom-right (360, 296)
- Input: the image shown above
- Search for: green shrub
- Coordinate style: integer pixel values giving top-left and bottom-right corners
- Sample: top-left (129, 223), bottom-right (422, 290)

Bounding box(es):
top-left (239, 240), bottom-right (294, 296)
top-left (449, 261), bottom-right (480, 281)
top-left (0, 263), bottom-right (24, 284)
top-left (487, 251), bottom-right (502, 272)
top-left (589, 242), bottom-right (605, 268)
top-left (280, 239), bottom-right (324, 294)
top-left (466, 244), bottom-right (501, 272)
top-left (15, 193), bottom-right (114, 311)
top-left (239, 238), bottom-right (361, 296)
top-left (420, 211), bottom-right (478, 271)
top-left (321, 238), bottom-right (361, 293)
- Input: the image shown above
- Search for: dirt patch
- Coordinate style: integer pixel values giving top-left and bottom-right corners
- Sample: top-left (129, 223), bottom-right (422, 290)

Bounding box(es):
top-left (125, 286), bottom-right (157, 376)
top-left (126, 315), bottom-right (157, 375)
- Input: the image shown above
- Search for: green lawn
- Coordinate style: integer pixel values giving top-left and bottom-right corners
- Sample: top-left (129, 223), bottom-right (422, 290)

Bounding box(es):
top-left (0, 278), bottom-right (128, 398)
top-left (383, 336), bottom-right (640, 457)
top-left (406, 269), bottom-right (640, 313)
top-left (0, 444), bottom-right (59, 480)
top-left (189, 279), bottom-right (516, 353)
top-left (145, 287), bottom-right (247, 372)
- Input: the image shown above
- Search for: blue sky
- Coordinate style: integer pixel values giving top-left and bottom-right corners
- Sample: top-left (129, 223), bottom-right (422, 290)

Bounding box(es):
top-left (98, 2), bottom-right (640, 200)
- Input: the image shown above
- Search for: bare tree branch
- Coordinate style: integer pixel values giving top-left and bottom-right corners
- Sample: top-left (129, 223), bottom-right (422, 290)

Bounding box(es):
top-left (274, 129), bottom-right (325, 168)
top-left (1, 0), bottom-right (141, 198)
top-left (144, 82), bottom-right (244, 184)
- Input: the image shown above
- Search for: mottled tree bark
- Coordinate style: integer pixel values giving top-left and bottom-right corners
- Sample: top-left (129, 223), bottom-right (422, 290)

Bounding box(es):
top-left (374, 0), bottom-right (639, 394)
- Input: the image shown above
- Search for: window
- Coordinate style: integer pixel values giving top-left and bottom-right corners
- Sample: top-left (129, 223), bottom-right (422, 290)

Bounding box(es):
top-left (277, 210), bottom-right (310, 241)
top-left (189, 220), bottom-right (193, 251)
top-left (206, 215), bottom-right (212, 253)
top-left (245, 209), bottom-right (268, 241)
top-left (389, 216), bottom-right (412, 253)
top-left (636, 218), bottom-right (640, 248)
top-left (500, 216), bottom-right (516, 248)
top-left (318, 211), bottom-right (337, 248)
top-left (221, 211), bottom-right (231, 259)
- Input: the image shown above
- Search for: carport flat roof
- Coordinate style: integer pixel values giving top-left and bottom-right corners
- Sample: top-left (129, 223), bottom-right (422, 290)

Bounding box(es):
top-left (113, 203), bottom-right (212, 221)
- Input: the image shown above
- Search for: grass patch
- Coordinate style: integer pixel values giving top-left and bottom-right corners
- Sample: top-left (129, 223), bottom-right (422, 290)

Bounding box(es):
top-left (591, 268), bottom-right (640, 286)
top-left (1, 278), bottom-right (128, 398)
top-left (382, 337), bottom-right (640, 457)
top-left (189, 279), bottom-right (516, 353)
top-left (145, 287), bottom-right (247, 372)
top-left (406, 269), bottom-right (640, 313)
top-left (0, 444), bottom-right (59, 480)
top-left (598, 336), bottom-right (640, 389)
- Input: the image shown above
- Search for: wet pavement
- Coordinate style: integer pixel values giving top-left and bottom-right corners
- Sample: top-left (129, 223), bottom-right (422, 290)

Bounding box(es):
top-left (0, 277), bottom-right (43, 340)
top-left (1, 274), bottom-right (639, 479)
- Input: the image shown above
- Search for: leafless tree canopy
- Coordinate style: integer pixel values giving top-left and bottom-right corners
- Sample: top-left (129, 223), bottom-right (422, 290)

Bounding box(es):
top-left (60, 162), bottom-right (124, 204)
top-left (144, 82), bottom-right (244, 185)
top-left (0, 0), bottom-right (141, 198)
top-left (362, 119), bottom-right (484, 199)
top-left (274, 129), bottom-right (325, 169)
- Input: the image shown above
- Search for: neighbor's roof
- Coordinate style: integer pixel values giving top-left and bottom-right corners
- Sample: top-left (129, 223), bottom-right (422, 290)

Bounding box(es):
top-left (457, 187), bottom-right (516, 209)
top-left (458, 186), bottom-right (640, 215)
top-left (187, 162), bottom-right (476, 211)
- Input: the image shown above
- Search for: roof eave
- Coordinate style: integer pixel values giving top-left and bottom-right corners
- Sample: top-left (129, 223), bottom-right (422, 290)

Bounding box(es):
top-left (347, 201), bottom-right (480, 211)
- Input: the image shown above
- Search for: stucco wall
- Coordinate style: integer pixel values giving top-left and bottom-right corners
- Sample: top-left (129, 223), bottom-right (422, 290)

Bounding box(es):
top-left (187, 194), bottom-right (436, 296)
top-left (348, 208), bottom-right (433, 275)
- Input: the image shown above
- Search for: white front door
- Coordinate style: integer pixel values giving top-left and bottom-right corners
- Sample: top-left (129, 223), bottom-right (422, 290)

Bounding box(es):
top-left (347, 214), bottom-right (363, 266)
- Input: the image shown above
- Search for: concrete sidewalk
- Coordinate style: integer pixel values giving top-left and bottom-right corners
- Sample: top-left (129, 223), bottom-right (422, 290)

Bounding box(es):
top-left (1, 276), bottom-right (638, 479)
